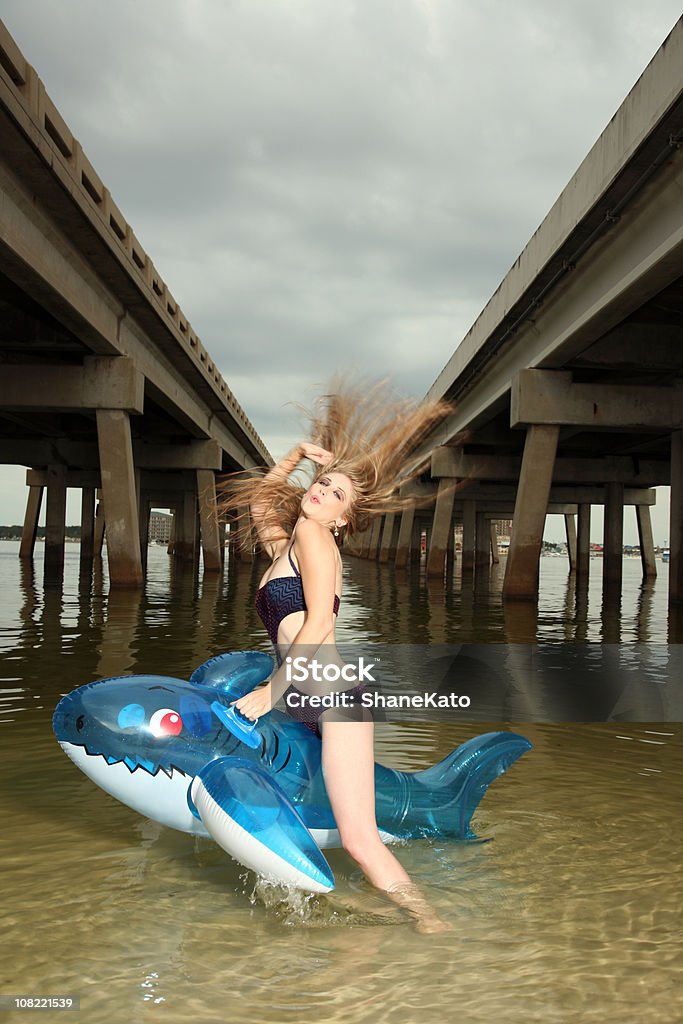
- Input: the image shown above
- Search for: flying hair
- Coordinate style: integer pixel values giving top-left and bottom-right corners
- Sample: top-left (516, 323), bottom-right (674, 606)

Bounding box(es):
top-left (218, 377), bottom-right (459, 550)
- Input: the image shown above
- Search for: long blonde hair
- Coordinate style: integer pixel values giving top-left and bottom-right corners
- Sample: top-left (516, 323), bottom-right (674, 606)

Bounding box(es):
top-left (218, 377), bottom-right (455, 550)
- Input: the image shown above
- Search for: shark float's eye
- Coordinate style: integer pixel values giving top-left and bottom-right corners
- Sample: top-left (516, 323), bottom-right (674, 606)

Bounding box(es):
top-left (149, 708), bottom-right (183, 738)
top-left (118, 704), bottom-right (145, 729)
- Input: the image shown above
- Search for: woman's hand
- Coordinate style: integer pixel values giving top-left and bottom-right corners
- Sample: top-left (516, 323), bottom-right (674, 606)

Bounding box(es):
top-left (298, 442), bottom-right (334, 466)
top-left (232, 682), bottom-right (272, 721)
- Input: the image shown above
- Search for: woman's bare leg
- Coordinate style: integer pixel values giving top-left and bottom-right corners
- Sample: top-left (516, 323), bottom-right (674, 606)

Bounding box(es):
top-left (320, 716), bottom-right (452, 932)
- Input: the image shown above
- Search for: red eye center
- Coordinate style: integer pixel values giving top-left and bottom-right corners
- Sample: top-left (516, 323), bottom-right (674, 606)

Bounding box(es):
top-left (150, 708), bottom-right (183, 737)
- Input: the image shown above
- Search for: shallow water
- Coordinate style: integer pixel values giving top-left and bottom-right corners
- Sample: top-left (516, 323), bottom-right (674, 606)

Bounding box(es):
top-left (1, 543), bottom-right (681, 1023)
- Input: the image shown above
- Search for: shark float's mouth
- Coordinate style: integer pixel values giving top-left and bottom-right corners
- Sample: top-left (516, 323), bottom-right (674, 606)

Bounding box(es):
top-left (60, 741), bottom-right (190, 779)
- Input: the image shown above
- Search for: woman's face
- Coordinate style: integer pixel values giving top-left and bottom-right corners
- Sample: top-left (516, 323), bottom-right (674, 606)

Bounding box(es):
top-left (301, 471), bottom-right (354, 528)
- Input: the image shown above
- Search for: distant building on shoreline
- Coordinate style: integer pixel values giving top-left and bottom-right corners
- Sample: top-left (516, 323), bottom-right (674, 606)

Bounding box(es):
top-left (149, 510), bottom-right (173, 545)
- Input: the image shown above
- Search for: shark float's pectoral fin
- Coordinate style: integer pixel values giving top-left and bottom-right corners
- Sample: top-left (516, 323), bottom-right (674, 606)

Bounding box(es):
top-left (415, 731), bottom-right (532, 839)
top-left (190, 756), bottom-right (335, 893)
top-left (190, 651), bottom-right (273, 701)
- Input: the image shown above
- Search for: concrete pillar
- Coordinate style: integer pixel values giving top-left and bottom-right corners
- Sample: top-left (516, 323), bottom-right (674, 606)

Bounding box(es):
top-left (366, 517), bottom-right (383, 560)
top-left (378, 513), bottom-right (397, 564)
top-left (565, 514), bottom-right (577, 572)
top-left (167, 510), bottom-right (176, 554)
top-left (475, 511), bottom-right (489, 567)
top-left (427, 480), bottom-right (456, 577)
top-left (354, 530), bottom-right (368, 558)
top-left (175, 487), bottom-right (199, 563)
top-left (395, 503), bottom-right (416, 569)
top-left (96, 409), bottom-right (143, 587)
top-left (94, 496), bottom-right (105, 556)
top-left (670, 431), bottom-right (683, 604)
top-left (462, 500), bottom-right (476, 572)
top-left (490, 523), bottom-right (500, 565)
top-left (577, 503), bottom-right (591, 580)
top-left (413, 520), bottom-right (425, 563)
top-left (80, 487), bottom-right (96, 561)
top-left (603, 481), bottom-right (624, 591)
top-left (503, 424), bottom-right (560, 600)
top-left (236, 505), bottom-right (253, 563)
top-left (138, 494), bottom-right (151, 571)
top-left (366, 519), bottom-right (382, 558)
top-left (197, 469), bottom-right (222, 572)
top-left (635, 504), bottom-right (657, 579)
top-left (446, 517), bottom-right (456, 571)
top-left (20, 484), bottom-right (43, 560)
top-left (44, 464), bottom-right (67, 582)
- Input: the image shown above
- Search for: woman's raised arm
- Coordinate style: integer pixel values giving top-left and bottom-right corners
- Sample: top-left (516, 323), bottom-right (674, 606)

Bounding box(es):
top-left (250, 443), bottom-right (334, 560)
top-left (249, 445), bottom-right (302, 559)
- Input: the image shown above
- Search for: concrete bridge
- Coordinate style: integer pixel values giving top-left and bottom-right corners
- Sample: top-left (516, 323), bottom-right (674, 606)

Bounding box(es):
top-left (0, 21), bottom-right (271, 586)
top-left (350, 17), bottom-right (683, 606)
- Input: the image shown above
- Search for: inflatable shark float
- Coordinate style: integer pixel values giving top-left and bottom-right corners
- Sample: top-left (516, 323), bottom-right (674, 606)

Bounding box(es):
top-left (53, 651), bottom-right (531, 893)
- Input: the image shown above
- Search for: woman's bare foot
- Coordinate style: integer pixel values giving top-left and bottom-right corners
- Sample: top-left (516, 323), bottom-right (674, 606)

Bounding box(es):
top-left (414, 913), bottom-right (454, 935)
top-left (384, 881), bottom-right (453, 934)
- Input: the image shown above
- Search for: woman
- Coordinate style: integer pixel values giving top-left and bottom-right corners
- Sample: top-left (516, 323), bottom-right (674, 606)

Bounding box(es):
top-left (221, 381), bottom-right (453, 932)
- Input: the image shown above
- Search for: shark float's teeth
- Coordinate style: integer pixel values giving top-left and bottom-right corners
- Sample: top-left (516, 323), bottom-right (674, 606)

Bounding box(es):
top-left (83, 744), bottom-right (189, 779)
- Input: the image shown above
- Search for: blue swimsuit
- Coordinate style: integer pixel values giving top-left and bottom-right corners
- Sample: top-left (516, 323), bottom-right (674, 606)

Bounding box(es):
top-left (255, 541), bottom-right (366, 733)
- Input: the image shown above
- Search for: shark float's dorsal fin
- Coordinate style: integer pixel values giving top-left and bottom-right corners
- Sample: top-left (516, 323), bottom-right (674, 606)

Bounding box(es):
top-left (190, 651), bottom-right (273, 700)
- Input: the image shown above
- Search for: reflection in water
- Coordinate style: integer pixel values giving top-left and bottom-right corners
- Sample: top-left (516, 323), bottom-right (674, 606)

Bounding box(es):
top-left (0, 543), bottom-right (680, 1023)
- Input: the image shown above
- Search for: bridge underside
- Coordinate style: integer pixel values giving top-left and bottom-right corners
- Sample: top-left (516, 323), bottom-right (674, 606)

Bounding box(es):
top-left (0, 269), bottom-right (251, 586)
top-left (398, 59), bottom-right (683, 609)
top-left (348, 274), bottom-right (683, 602)
top-left (0, 25), bottom-right (271, 588)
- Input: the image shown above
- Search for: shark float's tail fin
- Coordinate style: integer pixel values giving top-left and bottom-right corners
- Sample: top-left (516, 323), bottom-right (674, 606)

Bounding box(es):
top-left (412, 731), bottom-right (532, 839)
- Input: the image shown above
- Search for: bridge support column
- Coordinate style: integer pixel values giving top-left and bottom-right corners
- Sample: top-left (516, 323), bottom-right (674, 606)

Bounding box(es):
top-left (565, 514), bottom-right (577, 571)
top-left (365, 517), bottom-right (382, 560)
top-left (94, 494), bottom-right (105, 557)
top-left (139, 494), bottom-right (151, 572)
top-left (635, 504), bottom-right (657, 579)
top-left (670, 431), bottom-right (683, 604)
top-left (197, 469), bottom-right (222, 572)
top-left (352, 531), bottom-right (366, 556)
top-left (504, 424), bottom-right (560, 600)
top-left (378, 513), bottom-right (397, 563)
top-left (577, 503), bottom-right (591, 580)
top-left (395, 503), bottom-right (415, 568)
top-left (447, 517), bottom-right (456, 570)
top-left (96, 410), bottom-right (143, 587)
top-left (236, 506), bottom-right (253, 562)
top-left (603, 482), bottom-right (624, 592)
top-left (462, 500), bottom-right (476, 573)
top-left (167, 510), bottom-right (176, 554)
top-left (413, 520), bottom-right (425, 563)
top-left (475, 511), bottom-right (489, 567)
top-left (80, 487), bottom-right (96, 561)
top-left (20, 484), bottom-right (43, 560)
top-left (427, 480), bottom-right (456, 577)
top-left (44, 464), bottom-right (67, 583)
top-left (490, 523), bottom-right (500, 565)
top-left (175, 488), bottom-right (199, 563)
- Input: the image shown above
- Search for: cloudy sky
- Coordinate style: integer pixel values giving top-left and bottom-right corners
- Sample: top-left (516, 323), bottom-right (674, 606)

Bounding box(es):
top-left (1, 0), bottom-right (680, 543)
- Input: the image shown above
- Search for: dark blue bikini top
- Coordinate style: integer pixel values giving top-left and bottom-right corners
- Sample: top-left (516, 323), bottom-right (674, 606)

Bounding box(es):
top-left (255, 542), bottom-right (340, 647)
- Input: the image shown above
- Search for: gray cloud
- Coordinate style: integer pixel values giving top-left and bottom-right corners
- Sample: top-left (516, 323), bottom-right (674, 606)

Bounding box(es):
top-left (0, 0), bottom-right (680, 542)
